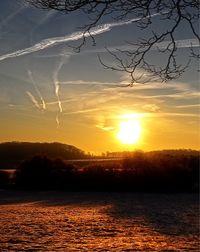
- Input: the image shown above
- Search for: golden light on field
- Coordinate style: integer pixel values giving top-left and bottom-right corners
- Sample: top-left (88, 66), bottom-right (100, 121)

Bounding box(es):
top-left (117, 115), bottom-right (141, 145)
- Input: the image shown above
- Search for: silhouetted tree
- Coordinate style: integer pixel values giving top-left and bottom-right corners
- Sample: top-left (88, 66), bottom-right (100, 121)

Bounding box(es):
top-left (27, 0), bottom-right (199, 84)
top-left (52, 160), bottom-right (77, 189)
top-left (16, 156), bottom-right (54, 189)
top-left (80, 164), bottom-right (118, 191)
top-left (14, 150), bottom-right (199, 192)
top-left (0, 171), bottom-right (10, 188)
top-left (15, 155), bottom-right (77, 189)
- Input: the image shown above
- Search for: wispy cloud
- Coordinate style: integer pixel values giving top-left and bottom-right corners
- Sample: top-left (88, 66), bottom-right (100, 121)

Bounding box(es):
top-left (52, 48), bottom-right (73, 127)
top-left (64, 107), bottom-right (102, 115)
top-left (60, 80), bottom-right (119, 86)
top-left (0, 14), bottom-right (159, 62)
top-left (142, 104), bottom-right (160, 112)
top-left (0, 4), bottom-right (27, 30)
top-left (53, 74), bottom-right (63, 113)
top-left (44, 76), bottom-right (197, 113)
top-left (35, 38), bottom-right (200, 59)
top-left (28, 70), bottom-right (46, 110)
top-left (29, 10), bottom-right (57, 45)
top-left (56, 114), bottom-right (60, 129)
top-left (26, 91), bottom-right (40, 109)
top-left (96, 123), bottom-right (115, 132)
top-left (145, 112), bottom-right (199, 118)
top-left (82, 38), bottom-right (200, 55)
top-left (24, 75), bottom-right (198, 116)
top-left (59, 72), bottom-right (195, 91)
top-left (135, 91), bottom-right (200, 100)
top-left (175, 104), bottom-right (200, 109)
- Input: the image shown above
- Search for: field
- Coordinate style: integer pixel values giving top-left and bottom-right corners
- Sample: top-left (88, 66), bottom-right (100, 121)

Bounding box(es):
top-left (0, 191), bottom-right (199, 251)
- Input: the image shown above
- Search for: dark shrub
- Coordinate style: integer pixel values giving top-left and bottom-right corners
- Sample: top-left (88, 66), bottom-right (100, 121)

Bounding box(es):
top-left (0, 171), bottom-right (10, 188)
top-left (16, 156), bottom-right (54, 189)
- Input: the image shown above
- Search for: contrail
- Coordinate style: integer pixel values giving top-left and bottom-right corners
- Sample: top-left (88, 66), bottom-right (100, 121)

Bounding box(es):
top-left (64, 107), bottom-right (102, 115)
top-left (0, 13), bottom-right (160, 62)
top-left (94, 38), bottom-right (200, 52)
top-left (59, 80), bottom-right (118, 85)
top-left (34, 38), bottom-right (200, 59)
top-left (53, 49), bottom-right (72, 127)
top-left (30, 10), bottom-right (56, 45)
top-left (28, 70), bottom-right (46, 110)
top-left (0, 5), bottom-right (27, 30)
top-left (55, 81), bottom-right (62, 113)
top-left (53, 59), bottom-right (65, 114)
top-left (56, 114), bottom-right (60, 129)
top-left (26, 91), bottom-right (40, 109)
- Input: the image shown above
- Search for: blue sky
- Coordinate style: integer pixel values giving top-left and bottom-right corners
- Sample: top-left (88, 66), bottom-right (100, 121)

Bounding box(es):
top-left (0, 0), bottom-right (199, 153)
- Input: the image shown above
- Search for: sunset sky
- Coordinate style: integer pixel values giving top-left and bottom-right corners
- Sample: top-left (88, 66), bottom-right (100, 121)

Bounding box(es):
top-left (0, 1), bottom-right (199, 153)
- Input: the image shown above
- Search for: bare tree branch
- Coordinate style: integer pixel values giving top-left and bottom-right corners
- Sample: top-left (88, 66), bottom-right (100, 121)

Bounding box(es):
top-left (27, 0), bottom-right (200, 83)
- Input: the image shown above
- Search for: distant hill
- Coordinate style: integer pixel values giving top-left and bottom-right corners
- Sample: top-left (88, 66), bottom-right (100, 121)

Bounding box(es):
top-left (105, 149), bottom-right (199, 158)
top-left (0, 142), bottom-right (87, 169)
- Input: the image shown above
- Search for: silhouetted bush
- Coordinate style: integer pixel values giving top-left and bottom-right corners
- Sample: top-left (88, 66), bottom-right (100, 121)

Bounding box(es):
top-left (0, 171), bottom-right (10, 188)
top-left (78, 164), bottom-right (119, 191)
top-left (120, 151), bottom-right (199, 192)
top-left (15, 156), bottom-right (77, 189)
top-left (13, 150), bottom-right (199, 192)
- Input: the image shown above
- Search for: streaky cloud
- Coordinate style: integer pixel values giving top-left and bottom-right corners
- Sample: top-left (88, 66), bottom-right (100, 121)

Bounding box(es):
top-left (0, 13), bottom-right (159, 62)
top-left (175, 104), bottom-right (200, 108)
top-left (30, 10), bottom-right (57, 45)
top-left (64, 108), bottom-right (102, 115)
top-left (60, 80), bottom-right (119, 86)
top-left (56, 114), bottom-right (60, 128)
top-left (28, 70), bottom-right (46, 110)
top-left (34, 38), bottom-right (200, 59)
top-left (52, 48), bottom-right (73, 127)
top-left (26, 91), bottom-right (40, 109)
top-left (79, 38), bottom-right (200, 56)
top-left (148, 112), bottom-right (199, 118)
top-left (0, 4), bottom-right (27, 30)
top-left (52, 51), bottom-right (71, 114)
top-left (103, 38), bottom-right (200, 52)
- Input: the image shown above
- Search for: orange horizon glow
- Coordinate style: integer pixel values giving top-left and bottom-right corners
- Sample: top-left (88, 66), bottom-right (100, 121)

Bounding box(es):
top-left (1, 109), bottom-right (199, 154)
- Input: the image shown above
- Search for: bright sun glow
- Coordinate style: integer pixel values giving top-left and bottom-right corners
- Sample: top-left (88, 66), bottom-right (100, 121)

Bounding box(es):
top-left (117, 117), bottom-right (141, 144)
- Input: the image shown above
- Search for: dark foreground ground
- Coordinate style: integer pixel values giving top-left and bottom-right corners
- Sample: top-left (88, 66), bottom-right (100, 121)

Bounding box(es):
top-left (0, 190), bottom-right (199, 251)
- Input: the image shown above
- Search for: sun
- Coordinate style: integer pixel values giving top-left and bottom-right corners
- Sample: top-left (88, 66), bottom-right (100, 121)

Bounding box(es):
top-left (117, 118), bottom-right (141, 145)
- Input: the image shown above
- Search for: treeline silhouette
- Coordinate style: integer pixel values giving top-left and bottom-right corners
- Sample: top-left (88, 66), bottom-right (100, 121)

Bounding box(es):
top-left (0, 142), bottom-right (87, 169)
top-left (1, 150), bottom-right (198, 192)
